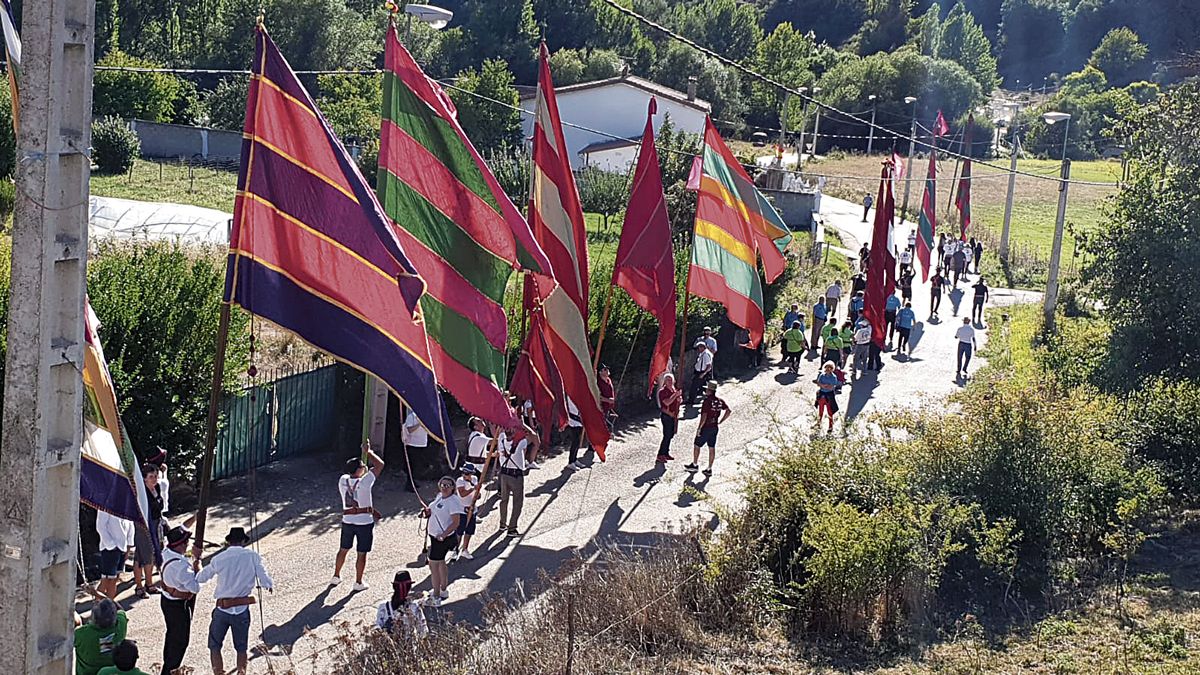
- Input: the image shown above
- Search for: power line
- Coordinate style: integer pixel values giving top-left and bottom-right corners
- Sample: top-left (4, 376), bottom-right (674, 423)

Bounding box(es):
top-left (596, 0), bottom-right (1121, 188)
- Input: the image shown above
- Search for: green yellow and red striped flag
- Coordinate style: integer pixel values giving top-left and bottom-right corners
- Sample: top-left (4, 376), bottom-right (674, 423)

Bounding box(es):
top-left (377, 22), bottom-right (552, 428)
top-left (688, 118), bottom-right (791, 347)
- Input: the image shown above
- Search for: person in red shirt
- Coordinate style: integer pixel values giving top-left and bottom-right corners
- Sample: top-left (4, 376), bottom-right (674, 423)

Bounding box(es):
top-left (597, 364), bottom-right (616, 423)
top-left (656, 373), bottom-right (682, 464)
top-left (686, 380), bottom-right (731, 477)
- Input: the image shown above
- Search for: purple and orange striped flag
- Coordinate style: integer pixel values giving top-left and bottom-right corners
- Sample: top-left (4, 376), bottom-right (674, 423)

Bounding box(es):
top-left (225, 25), bottom-right (455, 459)
top-left (378, 23), bottom-right (551, 429)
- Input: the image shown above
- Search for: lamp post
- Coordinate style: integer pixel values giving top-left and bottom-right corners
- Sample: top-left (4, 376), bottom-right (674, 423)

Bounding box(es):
top-left (1041, 111), bottom-right (1072, 331)
top-left (999, 102), bottom-right (1021, 264)
top-left (866, 94), bottom-right (878, 155)
top-left (404, 3), bottom-right (454, 41)
top-left (810, 86), bottom-right (823, 158)
top-left (899, 96), bottom-right (918, 220)
top-left (793, 87), bottom-right (809, 171)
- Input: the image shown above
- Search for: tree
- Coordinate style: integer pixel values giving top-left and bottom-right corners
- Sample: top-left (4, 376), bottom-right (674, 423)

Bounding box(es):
top-left (464, 0), bottom-right (538, 81)
top-left (938, 1), bottom-right (999, 93)
top-left (449, 59), bottom-right (523, 154)
top-left (652, 41), bottom-right (748, 126)
top-left (998, 0), bottom-right (1068, 85)
top-left (1021, 75), bottom-right (1134, 159)
top-left (203, 0), bottom-right (378, 73)
top-left (316, 74), bottom-right (382, 144)
top-left (92, 50), bottom-right (184, 122)
top-left (548, 49), bottom-right (587, 87)
top-left (1088, 27), bottom-right (1149, 87)
top-left (909, 3), bottom-right (943, 56)
top-left (670, 0), bottom-right (764, 57)
top-left (748, 23), bottom-right (822, 128)
top-left (764, 0), bottom-right (870, 47)
top-left (1081, 83), bottom-right (1200, 380)
top-left (203, 77), bottom-right (248, 131)
top-left (578, 167), bottom-right (629, 229)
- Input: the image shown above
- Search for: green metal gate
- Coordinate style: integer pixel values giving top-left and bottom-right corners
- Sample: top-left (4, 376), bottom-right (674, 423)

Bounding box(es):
top-left (213, 362), bottom-right (337, 479)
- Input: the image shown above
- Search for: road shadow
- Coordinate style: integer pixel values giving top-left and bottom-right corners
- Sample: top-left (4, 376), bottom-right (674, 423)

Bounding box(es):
top-left (264, 585), bottom-right (355, 649)
top-left (908, 322), bottom-right (925, 352)
top-left (845, 371), bottom-right (881, 422)
top-left (948, 288), bottom-right (965, 315)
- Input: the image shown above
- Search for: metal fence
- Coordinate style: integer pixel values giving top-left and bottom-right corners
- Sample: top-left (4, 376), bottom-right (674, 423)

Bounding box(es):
top-left (213, 361), bottom-right (338, 479)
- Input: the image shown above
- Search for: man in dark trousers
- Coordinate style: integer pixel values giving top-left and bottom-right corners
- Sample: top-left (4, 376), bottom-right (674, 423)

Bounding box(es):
top-left (971, 277), bottom-right (990, 325)
top-left (159, 525), bottom-right (199, 675)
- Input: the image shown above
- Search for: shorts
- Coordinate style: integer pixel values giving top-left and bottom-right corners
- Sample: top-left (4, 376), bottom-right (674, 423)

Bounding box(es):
top-left (694, 426), bottom-right (719, 448)
top-left (455, 508), bottom-right (477, 537)
top-left (98, 547), bottom-right (124, 579)
top-left (428, 534), bottom-right (459, 562)
top-left (339, 522), bottom-right (375, 553)
top-left (208, 608), bottom-right (251, 652)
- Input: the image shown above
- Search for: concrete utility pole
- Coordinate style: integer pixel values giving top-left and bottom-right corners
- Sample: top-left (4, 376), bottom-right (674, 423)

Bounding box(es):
top-left (810, 87), bottom-right (823, 158)
top-left (1042, 111), bottom-right (1073, 331)
top-left (866, 94), bottom-right (877, 155)
top-left (1000, 135), bottom-right (1019, 264)
top-left (899, 96), bottom-right (917, 220)
top-left (0, 0), bottom-right (96, 671)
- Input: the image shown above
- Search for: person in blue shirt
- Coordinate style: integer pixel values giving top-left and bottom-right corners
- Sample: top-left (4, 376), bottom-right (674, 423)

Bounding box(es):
top-left (781, 304), bottom-right (800, 360)
top-left (815, 361), bottom-right (840, 432)
top-left (810, 297), bottom-right (828, 354)
top-left (884, 294), bottom-right (902, 345)
top-left (896, 301), bottom-right (917, 355)
top-left (849, 292), bottom-right (865, 323)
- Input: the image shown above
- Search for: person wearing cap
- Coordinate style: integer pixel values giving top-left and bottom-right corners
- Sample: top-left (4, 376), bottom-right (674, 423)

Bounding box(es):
top-left (656, 373), bottom-right (682, 464)
top-left (685, 380), bottom-right (730, 477)
top-left (971, 277), bottom-right (990, 325)
top-left (159, 525), bottom-right (200, 675)
top-left (463, 417), bottom-right (495, 471)
top-left (422, 477), bottom-right (464, 607)
top-left (74, 598), bottom-right (128, 675)
top-left (453, 463), bottom-right (481, 561)
top-left (331, 440), bottom-right (384, 592)
top-left (375, 570), bottom-right (428, 639)
top-left (196, 527), bottom-right (274, 675)
top-left (852, 317), bottom-right (873, 379)
top-left (686, 341), bottom-right (714, 406)
top-left (97, 639), bottom-right (150, 675)
top-left (699, 326), bottom-right (718, 354)
top-left (955, 316), bottom-right (977, 380)
top-left (849, 291), bottom-right (866, 324)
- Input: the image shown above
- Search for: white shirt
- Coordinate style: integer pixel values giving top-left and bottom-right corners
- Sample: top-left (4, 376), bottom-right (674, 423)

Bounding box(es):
top-left (466, 431), bottom-right (491, 462)
top-left (899, 250), bottom-right (913, 264)
top-left (694, 348), bottom-right (713, 373)
top-left (402, 411), bottom-right (429, 448)
top-left (964, 247), bottom-right (974, 262)
top-left (956, 325), bottom-right (976, 344)
top-left (160, 469), bottom-right (171, 514)
top-left (566, 399), bottom-right (582, 428)
top-left (500, 434), bottom-right (529, 472)
top-left (825, 284), bottom-right (842, 299)
top-left (339, 471), bottom-right (377, 526)
top-left (160, 548), bottom-right (200, 601)
top-left (456, 475), bottom-right (479, 508)
top-left (426, 493), bottom-right (464, 538)
top-left (908, 232), bottom-right (917, 246)
top-left (376, 599), bottom-right (429, 638)
top-left (700, 335), bottom-right (718, 352)
top-left (96, 511), bottom-right (134, 552)
top-left (854, 325), bottom-right (873, 345)
top-left (196, 545), bottom-right (274, 615)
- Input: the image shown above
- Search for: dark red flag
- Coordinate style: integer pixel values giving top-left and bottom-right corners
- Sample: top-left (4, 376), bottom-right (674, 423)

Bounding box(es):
top-left (612, 98), bottom-right (677, 395)
top-left (956, 113), bottom-right (974, 240)
top-left (933, 110), bottom-right (950, 138)
top-left (864, 161), bottom-right (897, 350)
top-left (509, 309), bottom-right (567, 445)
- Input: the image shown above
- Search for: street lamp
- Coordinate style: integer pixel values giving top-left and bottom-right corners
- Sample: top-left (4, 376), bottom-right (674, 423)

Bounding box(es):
top-left (403, 3), bottom-right (453, 42)
top-left (866, 94), bottom-right (878, 155)
top-left (1041, 110), bottom-right (1072, 331)
top-left (810, 86), bottom-right (823, 159)
top-left (899, 96), bottom-right (918, 219)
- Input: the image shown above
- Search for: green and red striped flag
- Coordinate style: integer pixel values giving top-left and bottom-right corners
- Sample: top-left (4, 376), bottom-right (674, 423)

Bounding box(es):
top-left (378, 23), bottom-right (551, 427)
top-left (916, 148), bottom-right (938, 282)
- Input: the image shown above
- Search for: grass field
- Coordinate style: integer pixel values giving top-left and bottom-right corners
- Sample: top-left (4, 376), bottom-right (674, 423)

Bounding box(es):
top-left (90, 159), bottom-right (240, 213)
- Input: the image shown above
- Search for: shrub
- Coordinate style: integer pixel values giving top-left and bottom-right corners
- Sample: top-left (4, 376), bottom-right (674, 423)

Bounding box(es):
top-left (91, 116), bottom-right (141, 175)
top-left (1122, 379), bottom-right (1200, 499)
top-left (92, 49), bottom-right (183, 122)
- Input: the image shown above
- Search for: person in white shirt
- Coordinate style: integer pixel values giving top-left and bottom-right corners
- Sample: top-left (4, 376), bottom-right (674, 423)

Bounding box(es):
top-left (401, 408), bottom-right (427, 493)
top-left (825, 280), bottom-right (843, 316)
top-left (907, 228), bottom-right (917, 251)
top-left (95, 510), bottom-right (134, 599)
top-left (453, 464), bottom-right (481, 560)
top-left (565, 398), bottom-right (585, 471)
top-left (852, 320), bottom-right (873, 379)
top-left (898, 247), bottom-right (914, 276)
top-left (687, 341), bottom-right (714, 406)
top-left (955, 317), bottom-right (978, 379)
top-left (331, 441), bottom-right (384, 592)
top-left (520, 399), bottom-right (542, 470)
top-left (700, 326), bottom-right (718, 354)
top-left (498, 422), bottom-right (535, 538)
top-left (463, 417), bottom-right (494, 471)
top-left (422, 478), bottom-right (464, 607)
top-left (149, 447), bottom-right (171, 514)
top-left (159, 525), bottom-right (200, 674)
top-left (196, 527), bottom-right (274, 675)
top-left (376, 570), bottom-right (428, 639)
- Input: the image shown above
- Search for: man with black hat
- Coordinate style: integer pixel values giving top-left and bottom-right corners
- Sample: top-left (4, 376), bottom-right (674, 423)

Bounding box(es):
top-left (159, 525), bottom-right (199, 675)
top-left (196, 526), bottom-right (273, 675)
top-left (331, 440), bottom-right (384, 591)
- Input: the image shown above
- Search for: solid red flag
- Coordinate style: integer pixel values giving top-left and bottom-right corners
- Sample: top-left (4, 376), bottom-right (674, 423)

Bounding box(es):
top-left (933, 110), bottom-right (950, 138)
top-left (613, 98), bottom-right (677, 395)
top-left (509, 309), bottom-right (567, 446)
top-left (956, 113), bottom-right (974, 240)
top-left (864, 161), bottom-right (897, 350)
top-left (528, 43), bottom-right (610, 459)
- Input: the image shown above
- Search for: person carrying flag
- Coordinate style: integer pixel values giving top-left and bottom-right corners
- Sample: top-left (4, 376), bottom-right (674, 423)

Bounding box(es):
top-left (331, 441), bottom-right (384, 592)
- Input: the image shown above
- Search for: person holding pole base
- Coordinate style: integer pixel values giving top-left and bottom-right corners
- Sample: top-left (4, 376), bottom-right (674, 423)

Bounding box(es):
top-left (422, 477), bottom-right (464, 607)
top-left (686, 380), bottom-right (731, 477)
top-left (656, 373), bottom-right (682, 464)
top-left (196, 527), bottom-right (273, 675)
top-left (331, 441), bottom-right (384, 591)
top-left (453, 464), bottom-right (482, 561)
top-left (498, 421), bottom-right (534, 538)
top-left (159, 525), bottom-right (200, 675)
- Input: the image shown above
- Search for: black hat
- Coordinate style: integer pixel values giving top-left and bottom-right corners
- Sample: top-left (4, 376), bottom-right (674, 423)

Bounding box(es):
top-left (224, 527), bottom-right (250, 545)
top-left (148, 447), bottom-right (167, 464)
top-left (165, 525), bottom-right (191, 547)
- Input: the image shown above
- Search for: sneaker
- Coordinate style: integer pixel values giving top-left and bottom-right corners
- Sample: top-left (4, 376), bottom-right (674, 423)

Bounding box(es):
top-left (702, 468), bottom-right (713, 477)
top-left (329, 576), bottom-right (342, 587)
top-left (352, 582), bottom-right (369, 592)
top-left (571, 461), bottom-right (586, 471)
top-left (146, 585), bottom-right (161, 595)
top-left (528, 461), bottom-right (541, 470)
top-left (438, 590), bottom-right (449, 600)
top-left (655, 455), bottom-right (668, 464)
top-left (446, 550), bottom-right (459, 563)
top-left (422, 595), bottom-right (442, 607)
top-left (506, 528), bottom-right (520, 538)
top-left (458, 551), bottom-right (474, 561)
top-left (683, 463), bottom-right (699, 471)
top-left (135, 587), bottom-right (149, 600)
top-left (664, 454), bottom-right (675, 461)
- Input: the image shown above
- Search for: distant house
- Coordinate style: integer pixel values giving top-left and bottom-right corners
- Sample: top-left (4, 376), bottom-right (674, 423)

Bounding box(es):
top-left (519, 74), bottom-right (711, 171)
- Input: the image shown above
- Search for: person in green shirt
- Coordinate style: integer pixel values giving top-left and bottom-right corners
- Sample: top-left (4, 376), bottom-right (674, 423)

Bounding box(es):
top-left (822, 332), bottom-right (844, 369)
top-left (781, 321), bottom-right (807, 373)
top-left (75, 599), bottom-right (127, 675)
top-left (97, 640), bottom-right (149, 675)
top-left (839, 322), bottom-right (854, 361)
top-left (820, 317), bottom-right (838, 348)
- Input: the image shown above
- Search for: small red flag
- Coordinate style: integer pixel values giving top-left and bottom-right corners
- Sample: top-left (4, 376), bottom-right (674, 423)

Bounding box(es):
top-left (686, 155), bottom-right (703, 191)
top-left (933, 110), bottom-right (950, 138)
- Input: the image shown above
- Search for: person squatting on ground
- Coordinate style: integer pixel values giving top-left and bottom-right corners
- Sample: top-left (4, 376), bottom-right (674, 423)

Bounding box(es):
top-left (95, 509), bottom-right (134, 600)
top-left (656, 373), bottom-right (682, 464)
top-left (196, 526), bottom-right (274, 675)
top-left (896, 302), bottom-right (916, 355)
top-left (498, 421), bottom-right (535, 538)
top-left (686, 380), bottom-right (731, 478)
top-left (331, 441), bottom-right (384, 591)
top-left (956, 316), bottom-right (978, 379)
top-left (422, 477), bottom-right (464, 607)
top-left (159, 525), bottom-right (200, 675)
top-left (75, 598), bottom-right (128, 675)
top-left (375, 570), bottom-right (428, 640)
top-left (815, 361), bottom-right (841, 432)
